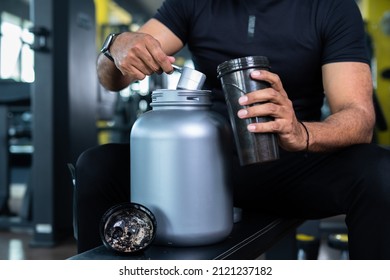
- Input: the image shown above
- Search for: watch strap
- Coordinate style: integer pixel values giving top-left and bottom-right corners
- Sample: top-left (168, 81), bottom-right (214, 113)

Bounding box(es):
top-left (103, 51), bottom-right (114, 62)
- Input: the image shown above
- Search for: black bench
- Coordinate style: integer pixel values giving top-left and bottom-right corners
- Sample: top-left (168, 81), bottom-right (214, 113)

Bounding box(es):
top-left (69, 212), bottom-right (303, 260)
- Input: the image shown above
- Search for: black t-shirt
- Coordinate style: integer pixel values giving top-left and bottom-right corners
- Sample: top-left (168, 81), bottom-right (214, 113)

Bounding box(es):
top-left (154, 0), bottom-right (369, 121)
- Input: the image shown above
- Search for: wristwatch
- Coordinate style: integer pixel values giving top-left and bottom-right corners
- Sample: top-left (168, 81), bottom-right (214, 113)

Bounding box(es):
top-left (100, 33), bottom-right (121, 62)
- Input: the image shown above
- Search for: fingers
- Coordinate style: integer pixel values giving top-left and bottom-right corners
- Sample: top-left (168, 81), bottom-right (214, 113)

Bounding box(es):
top-left (251, 70), bottom-right (282, 90)
top-left (238, 103), bottom-right (294, 134)
top-left (238, 88), bottom-right (284, 107)
top-left (237, 99), bottom-right (288, 120)
top-left (112, 32), bottom-right (174, 79)
top-left (235, 70), bottom-right (307, 151)
top-left (236, 70), bottom-right (294, 134)
top-left (237, 85), bottom-right (292, 126)
top-left (144, 37), bottom-right (174, 73)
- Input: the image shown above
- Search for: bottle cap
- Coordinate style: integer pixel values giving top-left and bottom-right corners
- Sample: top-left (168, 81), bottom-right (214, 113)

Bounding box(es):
top-left (217, 56), bottom-right (270, 78)
top-left (100, 202), bottom-right (157, 254)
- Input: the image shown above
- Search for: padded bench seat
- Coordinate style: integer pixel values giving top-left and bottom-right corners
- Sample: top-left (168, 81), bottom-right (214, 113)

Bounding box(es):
top-left (69, 212), bottom-right (303, 260)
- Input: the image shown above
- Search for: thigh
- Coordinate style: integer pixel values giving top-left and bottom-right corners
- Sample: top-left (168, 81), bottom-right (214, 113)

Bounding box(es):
top-left (233, 143), bottom-right (390, 219)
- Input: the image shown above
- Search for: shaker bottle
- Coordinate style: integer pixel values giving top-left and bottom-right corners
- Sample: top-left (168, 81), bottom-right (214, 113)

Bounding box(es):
top-left (217, 56), bottom-right (279, 165)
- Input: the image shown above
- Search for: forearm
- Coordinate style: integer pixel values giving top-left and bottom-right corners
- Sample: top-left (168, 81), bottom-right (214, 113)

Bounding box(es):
top-left (303, 105), bottom-right (375, 152)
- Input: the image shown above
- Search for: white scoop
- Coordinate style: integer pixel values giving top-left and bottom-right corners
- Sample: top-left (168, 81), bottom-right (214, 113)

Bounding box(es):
top-left (172, 65), bottom-right (206, 90)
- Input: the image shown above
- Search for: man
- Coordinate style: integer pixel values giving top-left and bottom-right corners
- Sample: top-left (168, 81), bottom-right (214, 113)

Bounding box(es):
top-left (76, 0), bottom-right (390, 259)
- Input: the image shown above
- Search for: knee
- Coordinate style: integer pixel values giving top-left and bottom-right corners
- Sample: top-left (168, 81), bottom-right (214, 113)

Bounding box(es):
top-left (76, 144), bottom-right (108, 174)
top-left (75, 143), bottom-right (130, 188)
top-left (76, 143), bottom-right (127, 172)
top-left (357, 144), bottom-right (390, 179)
top-left (351, 144), bottom-right (390, 206)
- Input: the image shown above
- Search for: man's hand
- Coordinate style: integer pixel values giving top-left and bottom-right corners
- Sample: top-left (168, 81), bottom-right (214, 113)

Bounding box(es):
top-left (110, 32), bottom-right (176, 81)
top-left (236, 70), bottom-right (308, 152)
top-left (97, 19), bottom-right (183, 92)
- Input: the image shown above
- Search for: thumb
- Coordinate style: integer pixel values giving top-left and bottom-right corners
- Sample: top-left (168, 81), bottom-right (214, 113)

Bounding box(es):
top-left (168, 56), bottom-right (176, 64)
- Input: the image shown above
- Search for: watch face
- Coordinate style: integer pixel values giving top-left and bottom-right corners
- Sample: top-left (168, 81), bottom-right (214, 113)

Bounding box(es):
top-left (101, 33), bottom-right (115, 53)
top-left (101, 33), bottom-right (119, 61)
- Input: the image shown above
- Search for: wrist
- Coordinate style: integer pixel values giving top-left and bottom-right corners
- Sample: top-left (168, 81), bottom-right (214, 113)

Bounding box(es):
top-left (100, 33), bottom-right (122, 62)
top-left (298, 121), bottom-right (310, 152)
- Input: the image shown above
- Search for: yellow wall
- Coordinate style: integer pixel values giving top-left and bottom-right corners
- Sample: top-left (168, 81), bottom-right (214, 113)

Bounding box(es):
top-left (94, 0), bottom-right (133, 144)
top-left (94, 0), bottom-right (132, 48)
top-left (360, 0), bottom-right (390, 145)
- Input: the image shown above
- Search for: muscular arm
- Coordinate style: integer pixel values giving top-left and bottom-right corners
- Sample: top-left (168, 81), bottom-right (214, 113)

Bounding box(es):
top-left (304, 62), bottom-right (375, 152)
top-left (97, 19), bottom-right (184, 91)
top-left (238, 61), bottom-right (375, 152)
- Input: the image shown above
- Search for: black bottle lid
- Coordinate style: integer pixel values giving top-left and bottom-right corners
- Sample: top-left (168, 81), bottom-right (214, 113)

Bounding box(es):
top-left (217, 56), bottom-right (270, 78)
top-left (100, 202), bottom-right (157, 254)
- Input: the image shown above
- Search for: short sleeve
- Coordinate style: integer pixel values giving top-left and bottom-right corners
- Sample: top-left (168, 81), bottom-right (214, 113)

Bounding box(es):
top-left (321, 0), bottom-right (369, 65)
top-left (153, 0), bottom-right (195, 45)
